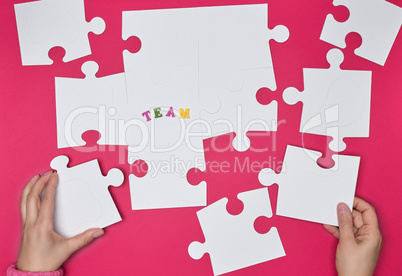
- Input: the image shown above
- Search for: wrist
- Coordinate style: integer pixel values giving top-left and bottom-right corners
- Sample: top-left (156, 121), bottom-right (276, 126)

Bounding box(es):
top-left (7, 264), bottom-right (64, 276)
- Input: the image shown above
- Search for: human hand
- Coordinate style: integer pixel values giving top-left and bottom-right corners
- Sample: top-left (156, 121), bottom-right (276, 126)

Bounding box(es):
top-left (323, 197), bottom-right (382, 276)
top-left (17, 171), bottom-right (104, 272)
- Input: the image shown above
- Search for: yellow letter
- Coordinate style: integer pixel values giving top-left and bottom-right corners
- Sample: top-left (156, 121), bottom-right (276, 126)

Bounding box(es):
top-left (179, 108), bottom-right (190, 118)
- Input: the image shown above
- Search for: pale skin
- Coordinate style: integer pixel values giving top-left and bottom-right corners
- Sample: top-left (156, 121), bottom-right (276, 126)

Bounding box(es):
top-left (323, 198), bottom-right (382, 276)
top-left (17, 173), bottom-right (382, 273)
top-left (17, 171), bottom-right (104, 272)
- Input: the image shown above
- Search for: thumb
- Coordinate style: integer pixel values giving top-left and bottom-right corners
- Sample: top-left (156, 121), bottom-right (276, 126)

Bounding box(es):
top-left (337, 203), bottom-right (355, 244)
top-left (67, 228), bottom-right (104, 254)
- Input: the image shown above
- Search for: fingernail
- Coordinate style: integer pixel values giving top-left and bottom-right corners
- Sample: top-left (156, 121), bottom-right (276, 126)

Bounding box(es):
top-left (31, 175), bottom-right (39, 181)
top-left (337, 203), bottom-right (347, 214)
top-left (50, 172), bottom-right (58, 179)
top-left (92, 230), bottom-right (104, 238)
top-left (44, 170), bottom-right (53, 176)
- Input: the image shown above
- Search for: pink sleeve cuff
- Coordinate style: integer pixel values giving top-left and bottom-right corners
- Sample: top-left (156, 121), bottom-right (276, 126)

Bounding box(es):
top-left (7, 264), bottom-right (64, 276)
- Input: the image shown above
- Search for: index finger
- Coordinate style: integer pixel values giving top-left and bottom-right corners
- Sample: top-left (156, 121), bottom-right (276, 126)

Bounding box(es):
top-left (353, 197), bottom-right (379, 228)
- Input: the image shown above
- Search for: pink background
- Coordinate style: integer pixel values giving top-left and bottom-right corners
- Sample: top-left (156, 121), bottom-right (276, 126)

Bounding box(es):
top-left (1, 0), bottom-right (402, 275)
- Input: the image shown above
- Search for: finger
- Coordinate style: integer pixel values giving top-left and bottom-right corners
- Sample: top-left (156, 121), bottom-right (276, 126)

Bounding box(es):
top-left (337, 203), bottom-right (356, 244)
top-left (67, 228), bottom-right (104, 254)
top-left (323, 224), bottom-right (340, 239)
top-left (21, 174), bottom-right (40, 225)
top-left (352, 209), bottom-right (364, 229)
top-left (37, 173), bottom-right (58, 225)
top-left (353, 197), bottom-right (379, 228)
top-left (26, 171), bottom-right (53, 225)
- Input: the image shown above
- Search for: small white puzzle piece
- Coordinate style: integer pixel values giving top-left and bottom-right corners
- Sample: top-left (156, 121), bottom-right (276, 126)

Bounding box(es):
top-left (128, 137), bottom-right (207, 210)
top-left (320, 0), bottom-right (402, 65)
top-left (50, 155), bottom-right (124, 238)
top-left (55, 61), bottom-right (130, 148)
top-left (283, 48), bottom-right (371, 152)
top-left (14, 0), bottom-right (105, 65)
top-left (188, 188), bottom-right (285, 276)
top-left (258, 145), bottom-right (360, 226)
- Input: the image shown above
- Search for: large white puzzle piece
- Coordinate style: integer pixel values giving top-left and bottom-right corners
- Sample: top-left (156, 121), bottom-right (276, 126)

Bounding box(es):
top-left (198, 4), bottom-right (286, 151)
top-left (50, 155), bottom-right (124, 238)
top-left (320, 0), bottom-right (402, 65)
top-left (123, 4), bottom-right (286, 152)
top-left (14, 0), bottom-right (105, 66)
top-left (258, 145), bottom-right (360, 226)
top-left (55, 61), bottom-right (129, 148)
top-left (283, 48), bottom-right (371, 152)
top-left (188, 188), bottom-right (285, 276)
top-left (128, 139), bottom-right (206, 210)
top-left (122, 7), bottom-right (220, 149)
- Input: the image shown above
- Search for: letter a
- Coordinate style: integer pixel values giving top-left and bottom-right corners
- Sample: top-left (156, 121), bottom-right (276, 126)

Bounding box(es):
top-left (166, 106), bottom-right (175, 117)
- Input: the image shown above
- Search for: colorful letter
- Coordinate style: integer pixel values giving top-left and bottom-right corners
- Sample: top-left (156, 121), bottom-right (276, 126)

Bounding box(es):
top-left (154, 107), bottom-right (163, 119)
top-left (179, 108), bottom-right (190, 118)
top-left (142, 110), bottom-right (151, 121)
top-left (166, 106), bottom-right (175, 117)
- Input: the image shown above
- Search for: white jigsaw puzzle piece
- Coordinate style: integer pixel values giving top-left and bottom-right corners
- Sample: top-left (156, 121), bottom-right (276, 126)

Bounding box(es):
top-left (198, 4), bottom-right (286, 152)
top-left (200, 67), bottom-right (279, 152)
top-left (55, 61), bottom-right (131, 148)
top-left (283, 48), bottom-right (371, 152)
top-left (122, 7), bottom-right (220, 149)
top-left (198, 4), bottom-right (288, 88)
top-left (258, 145), bottom-right (360, 226)
top-left (128, 139), bottom-right (206, 210)
top-left (50, 155), bottom-right (124, 238)
top-left (14, 0), bottom-right (105, 65)
top-left (188, 188), bottom-right (285, 276)
top-left (320, 0), bottom-right (402, 65)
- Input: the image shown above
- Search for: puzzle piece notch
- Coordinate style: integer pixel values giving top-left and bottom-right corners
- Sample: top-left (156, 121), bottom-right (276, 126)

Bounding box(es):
top-left (320, 0), bottom-right (402, 65)
top-left (15, 0), bottom-right (105, 65)
top-left (188, 188), bottom-right (285, 276)
top-left (282, 48), bottom-right (371, 152)
top-left (256, 87), bottom-right (278, 106)
top-left (50, 155), bottom-right (124, 238)
top-left (258, 145), bottom-right (360, 226)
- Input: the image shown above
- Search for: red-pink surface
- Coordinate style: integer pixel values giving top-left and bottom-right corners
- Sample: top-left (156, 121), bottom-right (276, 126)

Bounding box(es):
top-left (1, 0), bottom-right (402, 275)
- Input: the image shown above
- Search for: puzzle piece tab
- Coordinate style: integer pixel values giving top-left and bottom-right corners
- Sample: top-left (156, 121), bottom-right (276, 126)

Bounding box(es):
top-left (258, 145), bottom-right (360, 226)
top-left (50, 155), bottom-right (124, 238)
top-left (14, 0), bottom-right (105, 65)
top-left (283, 48), bottom-right (371, 152)
top-left (320, 0), bottom-right (402, 65)
top-left (188, 188), bottom-right (285, 276)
